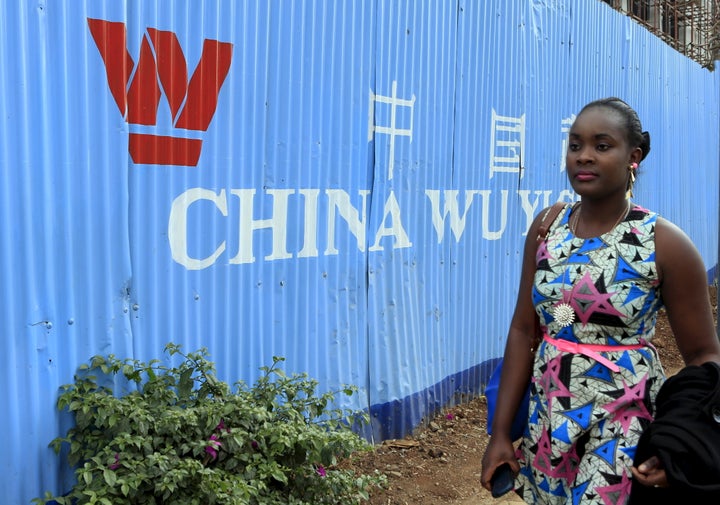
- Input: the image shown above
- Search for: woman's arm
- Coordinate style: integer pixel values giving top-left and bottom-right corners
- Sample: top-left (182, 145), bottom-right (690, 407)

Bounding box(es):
top-left (655, 217), bottom-right (720, 366)
top-left (480, 209), bottom-right (547, 490)
top-left (632, 217), bottom-right (720, 488)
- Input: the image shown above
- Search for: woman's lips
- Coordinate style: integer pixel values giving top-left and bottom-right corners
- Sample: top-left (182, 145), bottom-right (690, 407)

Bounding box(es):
top-left (574, 171), bottom-right (597, 182)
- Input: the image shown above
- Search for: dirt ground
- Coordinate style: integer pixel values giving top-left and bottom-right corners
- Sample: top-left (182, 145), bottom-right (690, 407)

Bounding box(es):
top-left (342, 288), bottom-right (717, 505)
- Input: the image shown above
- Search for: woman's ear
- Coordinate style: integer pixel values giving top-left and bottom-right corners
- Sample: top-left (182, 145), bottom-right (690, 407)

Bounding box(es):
top-left (630, 146), bottom-right (643, 165)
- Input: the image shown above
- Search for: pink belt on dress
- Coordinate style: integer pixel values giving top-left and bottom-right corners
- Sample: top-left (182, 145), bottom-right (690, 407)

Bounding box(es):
top-left (543, 334), bottom-right (650, 373)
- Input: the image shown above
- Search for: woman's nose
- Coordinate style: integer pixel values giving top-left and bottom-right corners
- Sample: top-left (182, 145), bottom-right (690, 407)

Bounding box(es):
top-left (574, 146), bottom-right (594, 163)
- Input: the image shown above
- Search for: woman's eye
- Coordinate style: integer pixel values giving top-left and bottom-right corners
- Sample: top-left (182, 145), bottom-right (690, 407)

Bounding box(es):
top-left (568, 143), bottom-right (580, 151)
top-left (597, 144), bottom-right (610, 152)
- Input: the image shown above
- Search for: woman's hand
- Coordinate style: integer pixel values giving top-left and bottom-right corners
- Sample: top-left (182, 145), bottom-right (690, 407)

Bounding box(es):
top-left (631, 455), bottom-right (668, 488)
top-left (480, 435), bottom-right (519, 492)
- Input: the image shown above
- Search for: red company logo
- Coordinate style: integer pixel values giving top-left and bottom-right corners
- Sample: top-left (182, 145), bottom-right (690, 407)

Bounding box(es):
top-left (87, 18), bottom-right (233, 166)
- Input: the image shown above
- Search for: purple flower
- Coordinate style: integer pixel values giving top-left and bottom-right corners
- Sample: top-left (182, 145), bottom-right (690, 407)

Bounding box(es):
top-left (205, 434), bottom-right (222, 461)
top-left (251, 440), bottom-right (259, 450)
top-left (445, 413), bottom-right (454, 420)
top-left (316, 465), bottom-right (326, 477)
top-left (108, 453), bottom-right (121, 470)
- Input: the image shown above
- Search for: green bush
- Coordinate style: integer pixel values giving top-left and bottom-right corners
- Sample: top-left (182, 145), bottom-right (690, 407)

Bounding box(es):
top-left (35, 344), bottom-right (385, 505)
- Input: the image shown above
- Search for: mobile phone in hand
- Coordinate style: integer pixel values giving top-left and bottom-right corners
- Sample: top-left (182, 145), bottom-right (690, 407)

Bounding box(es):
top-left (490, 463), bottom-right (514, 498)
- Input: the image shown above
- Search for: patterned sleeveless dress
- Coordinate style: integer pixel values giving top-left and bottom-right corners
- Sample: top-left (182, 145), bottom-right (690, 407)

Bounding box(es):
top-left (514, 203), bottom-right (667, 504)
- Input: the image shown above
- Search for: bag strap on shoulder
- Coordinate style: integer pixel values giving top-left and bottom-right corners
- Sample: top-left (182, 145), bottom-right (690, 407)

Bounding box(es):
top-left (536, 202), bottom-right (568, 242)
top-left (531, 202), bottom-right (568, 352)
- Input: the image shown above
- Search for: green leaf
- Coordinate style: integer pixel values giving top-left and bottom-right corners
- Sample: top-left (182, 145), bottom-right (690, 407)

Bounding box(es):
top-left (103, 469), bottom-right (117, 487)
top-left (90, 355), bottom-right (106, 368)
top-left (178, 368), bottom-right (194, 400)
top-left (271, 467), bottom-right (288, 484)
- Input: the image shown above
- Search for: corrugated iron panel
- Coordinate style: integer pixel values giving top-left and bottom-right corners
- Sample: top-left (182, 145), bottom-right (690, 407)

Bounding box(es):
top-left (366, 0), bottom-right (461, 438)
top-left (124, 0), bottom-right (374, 395)
top-left (1, 1), bottom-right (718, 502)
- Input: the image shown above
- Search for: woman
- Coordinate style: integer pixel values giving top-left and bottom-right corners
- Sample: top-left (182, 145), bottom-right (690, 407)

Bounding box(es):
top-left (480, 97), bottom-right (720, 503)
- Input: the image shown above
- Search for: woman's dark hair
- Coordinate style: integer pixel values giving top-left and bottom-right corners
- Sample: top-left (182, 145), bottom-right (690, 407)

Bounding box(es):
top-left (580, 97), bottom-right (651, 161)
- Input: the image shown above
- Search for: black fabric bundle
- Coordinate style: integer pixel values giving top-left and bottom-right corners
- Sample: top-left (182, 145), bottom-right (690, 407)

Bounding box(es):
top-left (630, 361), bottom-right (720, 503)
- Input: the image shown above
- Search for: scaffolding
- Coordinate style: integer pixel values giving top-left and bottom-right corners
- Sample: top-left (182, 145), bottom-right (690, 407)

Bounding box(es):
top-left (602, 0), bottom-right (720, 69)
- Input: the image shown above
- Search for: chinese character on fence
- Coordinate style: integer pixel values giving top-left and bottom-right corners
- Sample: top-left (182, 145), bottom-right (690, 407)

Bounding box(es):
top-left (368, 80), bottom-right (416, 180)
top-left (489, 109), bottom-right (525, 179)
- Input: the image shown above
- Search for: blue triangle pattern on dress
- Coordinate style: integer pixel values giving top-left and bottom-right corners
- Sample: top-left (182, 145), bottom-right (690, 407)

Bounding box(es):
top-left (572, 481), bottom-right (591, 505)
top-left (613, 256), bottom-right (643, 283)
top-left (560, 208), bottom-right (572, 226)
top-left (519, 464), bottom-right (535, 482)
top-left (621, 444), bottom-right (637, 461)
top-left (541, 307), bottom-right (555, 324)
top-left (575, 237), bottom-right (607, 255)
top-left (615, 351), bottom-right (636, 374)
top-left (539, 477), bottom-right (552, 493)
top-left (637, 289), bottom-right (658, 318)
top-left (547, 267), bottom-right (573, 286)
top-left (623, 284), bottom-right (645, 305)
top-left (552, 421), bottom-right (572, 444)
top-left (550, 481), bottom-right (568, 497)
top-left (597, 418), bottom-right (606, 436)
top-left (568, 252), bottom-right (592, 264)
top-left (529, 402), bottom-right (540, 426)
top-left (584, 362), bottom-right (614, 382)
top-left (556, 326), bottom-right (578, 342)
top-left (592, 439), bottom-right (618, 466)
top-left (562, 403), bottom-right (593, 430)
top-left (638, 348), bottom-right (654, 363)
top-left (532, 285), bottom-right (547, 306)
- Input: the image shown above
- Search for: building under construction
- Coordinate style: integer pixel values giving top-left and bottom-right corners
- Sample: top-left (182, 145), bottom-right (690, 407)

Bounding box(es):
top-left (603, 0), bottom-right (719, 68)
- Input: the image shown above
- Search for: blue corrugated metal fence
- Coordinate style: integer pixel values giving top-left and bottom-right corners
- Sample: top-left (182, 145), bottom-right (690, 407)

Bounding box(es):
top-left (1, 1), bottom-right (718, 502)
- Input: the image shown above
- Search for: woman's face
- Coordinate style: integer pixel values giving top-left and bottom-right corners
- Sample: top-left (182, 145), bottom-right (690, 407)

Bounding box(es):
top-left (566, 106), bottom-right (641, 200)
